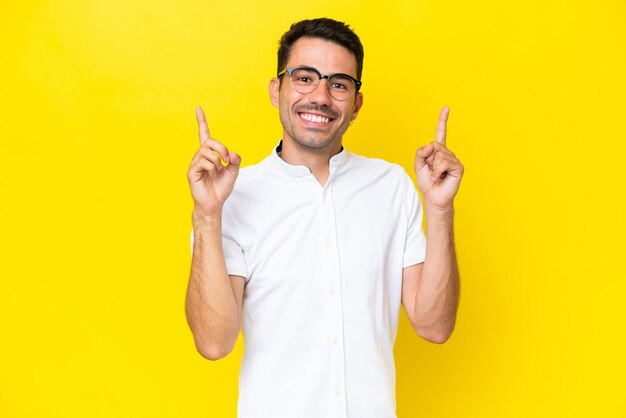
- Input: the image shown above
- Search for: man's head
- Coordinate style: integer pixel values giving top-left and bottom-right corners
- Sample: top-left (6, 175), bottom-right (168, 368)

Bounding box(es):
top-left (276, 18), bottom-right (364, 81)
top-left (270, 18), bottom-right (364, 154)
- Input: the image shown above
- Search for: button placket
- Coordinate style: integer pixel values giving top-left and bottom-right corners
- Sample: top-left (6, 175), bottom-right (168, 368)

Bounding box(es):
top-left (321, 183), bottom-right (347, 417)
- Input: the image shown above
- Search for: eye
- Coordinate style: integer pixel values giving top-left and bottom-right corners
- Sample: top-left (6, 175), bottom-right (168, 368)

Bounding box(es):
top-left (330, 81), bottom-right (348, 90)
top-left (329, 75), bottom-right (353, 91)
top-left (291, 69), bottom-right (318, 85)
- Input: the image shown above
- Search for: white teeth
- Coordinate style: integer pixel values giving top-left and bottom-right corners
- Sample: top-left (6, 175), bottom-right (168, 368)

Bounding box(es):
top-left (300, 113), bottom-right (330, 123)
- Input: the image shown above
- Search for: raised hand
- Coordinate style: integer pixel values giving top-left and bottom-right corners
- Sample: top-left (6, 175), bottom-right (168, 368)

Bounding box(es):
top-left (414, 106), bottom-right (464, 210)
top-left (187, 106), bottom-right (241, 218)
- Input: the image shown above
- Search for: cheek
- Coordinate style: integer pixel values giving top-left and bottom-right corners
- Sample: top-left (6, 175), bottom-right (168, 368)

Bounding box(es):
top-left (279, 100), bottom-right (293, 120)
top-left (279, 91), bottom-right (297, 112)
top-left (341, 104), bottom-right (355, 119)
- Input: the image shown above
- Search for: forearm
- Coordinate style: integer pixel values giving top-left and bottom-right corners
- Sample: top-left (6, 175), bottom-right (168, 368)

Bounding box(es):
top-left (186, 211), bottom-right (240, 359)
top-left (413, 205), bottom-right (460, 343)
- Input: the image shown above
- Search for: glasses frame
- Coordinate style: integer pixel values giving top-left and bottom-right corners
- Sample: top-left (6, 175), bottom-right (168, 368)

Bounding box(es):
top-left (277, 66), bottom-right (362, 100)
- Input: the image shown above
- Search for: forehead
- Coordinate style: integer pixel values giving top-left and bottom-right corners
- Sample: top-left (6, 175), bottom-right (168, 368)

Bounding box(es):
top-left (286, 37), bottom-right (358, 77)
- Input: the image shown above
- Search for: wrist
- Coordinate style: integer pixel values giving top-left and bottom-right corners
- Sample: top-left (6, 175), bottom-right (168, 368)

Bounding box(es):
top-left (192, 208), bottom-right (222, 230)
top-left (424, 202), bottom-right (454, 218)
top-left (424, 204), bottom-right (454, 233)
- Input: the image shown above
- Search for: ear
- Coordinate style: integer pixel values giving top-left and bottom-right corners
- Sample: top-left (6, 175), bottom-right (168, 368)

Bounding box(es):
top-left (269, 78), bottom-right (280, 109)
top-left (351, 92), bottom-right (363, 121)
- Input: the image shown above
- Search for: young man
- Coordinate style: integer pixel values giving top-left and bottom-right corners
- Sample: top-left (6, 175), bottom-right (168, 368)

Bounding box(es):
top-left (186, 18), bottom-right (463, 418)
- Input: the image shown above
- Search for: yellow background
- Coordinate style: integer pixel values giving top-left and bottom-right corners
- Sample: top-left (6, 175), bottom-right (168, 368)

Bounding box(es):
top-left (1, 0), bottom-right (625, 417)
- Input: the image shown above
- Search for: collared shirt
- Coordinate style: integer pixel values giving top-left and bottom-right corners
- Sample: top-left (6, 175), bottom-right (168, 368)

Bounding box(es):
top-left (201, 142), bottom-right (426, 417)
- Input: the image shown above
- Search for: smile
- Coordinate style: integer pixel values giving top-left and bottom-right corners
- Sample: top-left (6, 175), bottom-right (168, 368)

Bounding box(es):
top-left (299, 112), bottom-right (332, 124)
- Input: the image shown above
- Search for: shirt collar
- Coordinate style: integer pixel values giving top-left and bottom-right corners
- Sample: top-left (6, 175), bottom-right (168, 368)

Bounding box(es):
top-left (271, 140), bottom-right (347, 177)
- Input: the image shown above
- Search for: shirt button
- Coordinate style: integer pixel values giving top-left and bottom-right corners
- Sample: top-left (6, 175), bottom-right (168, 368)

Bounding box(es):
top-left (332, 335), bottom-right (338, 345)
top-left (330, 286), bottom-right (336, 295)
top-left (336, 388), bottom-right (344, 397)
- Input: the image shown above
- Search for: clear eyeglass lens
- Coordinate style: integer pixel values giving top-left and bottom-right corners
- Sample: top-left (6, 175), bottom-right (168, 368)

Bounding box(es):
top-left (327, 75), bottom-right (354, 98)
top-left (290, 68), bottom-right (355, 100)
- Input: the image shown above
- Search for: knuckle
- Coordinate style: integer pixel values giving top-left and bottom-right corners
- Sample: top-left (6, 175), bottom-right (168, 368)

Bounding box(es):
top-left (209, 142), bottom-right (228, 157)
top-left (189, 156), bottom-right (201, 169)
top-left (205, 150), bottom-right (221, 163)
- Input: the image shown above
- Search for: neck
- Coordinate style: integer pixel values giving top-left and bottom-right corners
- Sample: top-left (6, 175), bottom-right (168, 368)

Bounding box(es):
top-left (280, 138), bottom-right (342, 186)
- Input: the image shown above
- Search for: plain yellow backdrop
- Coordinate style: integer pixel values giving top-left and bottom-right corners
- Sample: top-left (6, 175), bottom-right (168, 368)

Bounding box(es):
top-left (1, 0), bottom-right (625, 417)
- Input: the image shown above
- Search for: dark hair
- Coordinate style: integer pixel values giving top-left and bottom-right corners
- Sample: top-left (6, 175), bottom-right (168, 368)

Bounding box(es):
top-left (277, 18), bottom-right (364, 81)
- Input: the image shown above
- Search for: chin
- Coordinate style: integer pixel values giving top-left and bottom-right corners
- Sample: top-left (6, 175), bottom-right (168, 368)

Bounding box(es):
top-left (293, 135), bottom-right (338, 152)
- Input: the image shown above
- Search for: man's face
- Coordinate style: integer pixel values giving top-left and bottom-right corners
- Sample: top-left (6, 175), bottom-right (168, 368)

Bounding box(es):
top-left (269, 37), bottom-right (363, 153)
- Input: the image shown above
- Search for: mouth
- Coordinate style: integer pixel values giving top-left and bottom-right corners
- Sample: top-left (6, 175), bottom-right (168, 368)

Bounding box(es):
top-left (298, 112), bottom-right (334, 125)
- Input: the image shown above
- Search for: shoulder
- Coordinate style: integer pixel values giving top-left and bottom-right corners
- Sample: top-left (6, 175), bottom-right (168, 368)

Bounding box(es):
top-left (236, 155), bottom-right (272, 179)
top-left (343, 151), bottom-right (411, 181)
top-left (223, 152), bottom-right (288, 211)
top-left (344, 152), bottom-right (420, 202)
top-left (231, 155), bottom-right (274, 187)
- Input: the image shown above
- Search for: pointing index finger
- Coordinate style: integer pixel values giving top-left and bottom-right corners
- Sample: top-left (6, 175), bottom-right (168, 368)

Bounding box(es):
top-left (195, 106), bottom-right (211, 144)
top-left (435, 105), bottom-right (450, 145)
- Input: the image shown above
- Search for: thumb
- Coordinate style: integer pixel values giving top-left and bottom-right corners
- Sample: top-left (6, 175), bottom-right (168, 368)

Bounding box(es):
top-left (414, 144), bottom-right (433, 172)
top-left (225, 151), bottom-right (241, 177)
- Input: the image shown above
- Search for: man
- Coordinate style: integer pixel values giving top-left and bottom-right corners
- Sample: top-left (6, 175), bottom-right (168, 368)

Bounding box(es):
top-left (186, 18), bottom-right (463, 418)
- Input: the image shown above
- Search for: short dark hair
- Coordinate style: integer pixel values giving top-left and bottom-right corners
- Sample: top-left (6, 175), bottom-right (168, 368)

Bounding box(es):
top-left (277, 18), bottom-right (364, 81)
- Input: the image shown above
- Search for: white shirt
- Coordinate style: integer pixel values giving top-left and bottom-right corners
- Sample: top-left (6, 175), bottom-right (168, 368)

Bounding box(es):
top-left (195, 143), bottom-right (427, 417)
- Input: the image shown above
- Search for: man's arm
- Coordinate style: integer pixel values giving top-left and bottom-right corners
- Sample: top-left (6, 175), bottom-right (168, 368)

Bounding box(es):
top-left (187, 214), bottom-right (245, 360)
top-left (401, 207), bottom-right (459, 344)
top-left (402, 106), bottom-right (463, 344)
top-left (185, 107), bottom-right (243, 360)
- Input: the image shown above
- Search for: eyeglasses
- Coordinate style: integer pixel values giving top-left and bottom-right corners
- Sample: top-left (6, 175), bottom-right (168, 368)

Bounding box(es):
top-left (277, 66), bottom-right (362, 101)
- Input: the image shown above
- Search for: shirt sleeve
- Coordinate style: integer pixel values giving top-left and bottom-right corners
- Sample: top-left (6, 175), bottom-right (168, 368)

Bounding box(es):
top-left (189, 227), bottom-right (248, 279)
top-left (402, 173), bottom-right (427, 267)
top-left (221, 233), bottom-right (248, 278)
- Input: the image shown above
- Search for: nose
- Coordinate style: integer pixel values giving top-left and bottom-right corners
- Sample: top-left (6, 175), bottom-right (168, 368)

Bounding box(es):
top-left (306, 78), bottom-right (333, 106)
